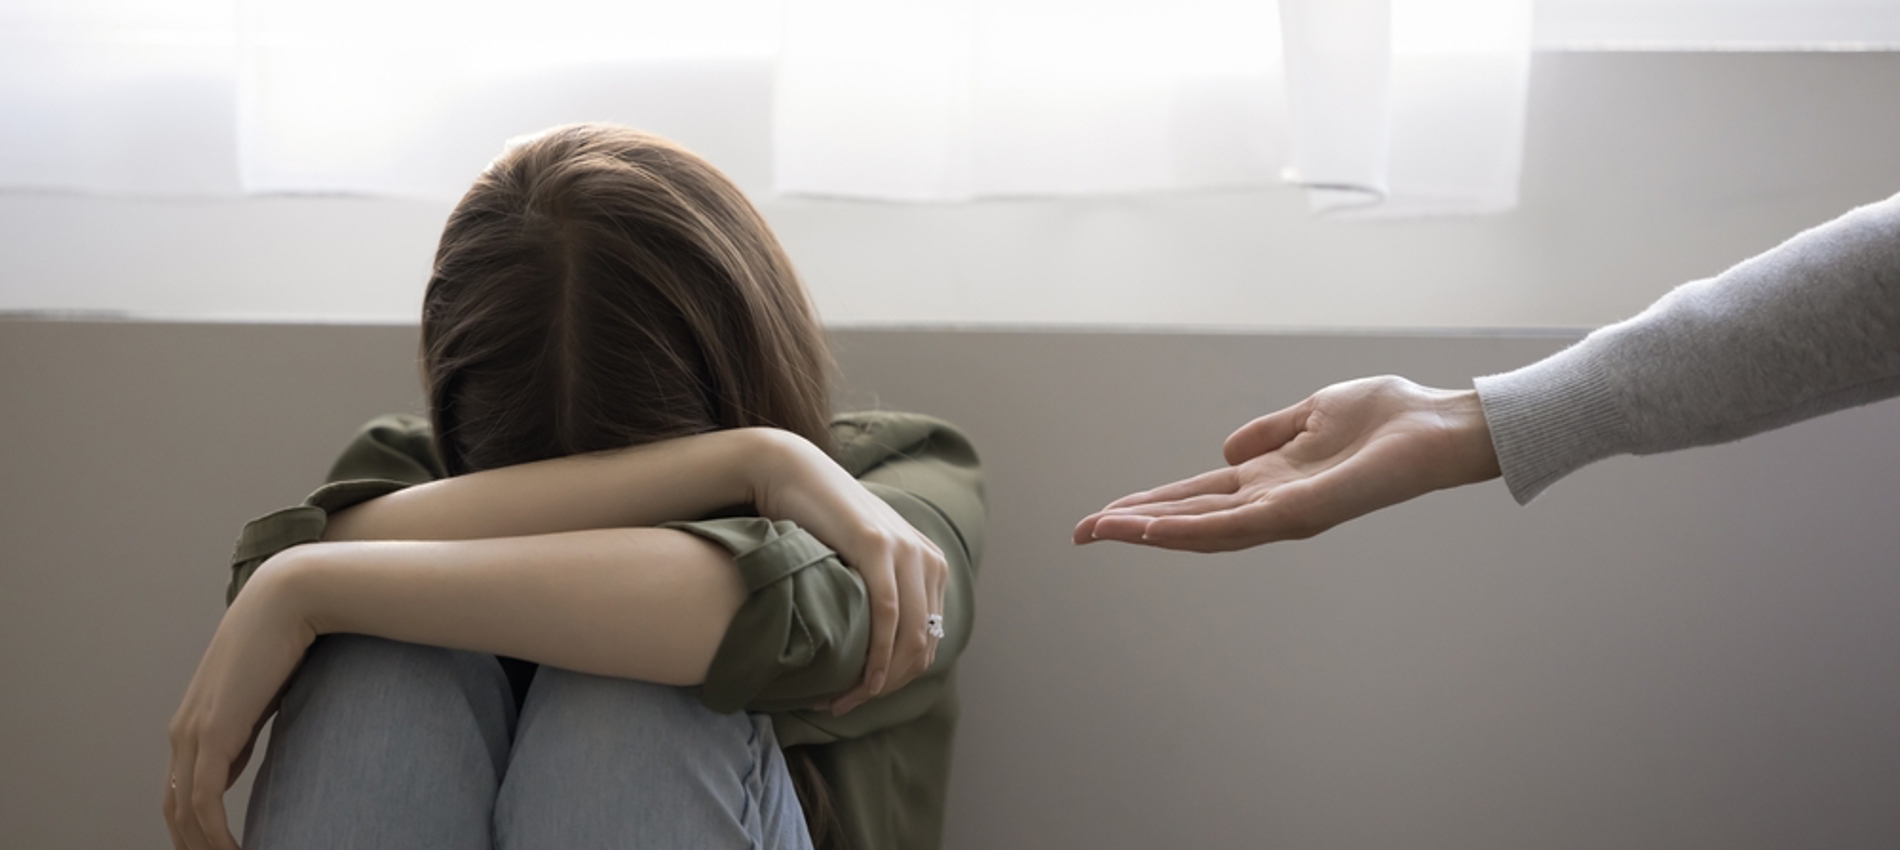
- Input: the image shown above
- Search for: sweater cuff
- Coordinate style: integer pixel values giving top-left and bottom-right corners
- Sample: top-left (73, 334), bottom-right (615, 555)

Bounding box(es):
top-left (1474, 343), bottom-right (1633, 505)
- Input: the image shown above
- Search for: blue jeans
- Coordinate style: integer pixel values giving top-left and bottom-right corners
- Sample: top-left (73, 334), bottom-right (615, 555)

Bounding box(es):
top-left (244, 635), bottom-right (813, 850)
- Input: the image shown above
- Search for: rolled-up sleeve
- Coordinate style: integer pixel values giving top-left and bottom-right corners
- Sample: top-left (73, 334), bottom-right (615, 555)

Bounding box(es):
top-left (225, 478), bottom-right (415, 603)
top-left (666, 517), bottom-right (871, 713)
top-left (671, 413), bottom-right (984, 744)
top-left (226, 413), bottom-right (441, 604)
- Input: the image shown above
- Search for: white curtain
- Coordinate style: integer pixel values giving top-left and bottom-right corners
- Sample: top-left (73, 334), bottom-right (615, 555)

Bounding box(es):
top-left (236, 0), bottom-right (783, 197)
top-left (775, 0), bottom-right (1528, 216)
top-left (0, 0), bottom-right (242, 194)
top-left (774, 0), bottom-right (1288, 200)
top-left (7, 0), bottom-right (1891, 214)
top-left (1276, 0), bottom-right (1532, 216)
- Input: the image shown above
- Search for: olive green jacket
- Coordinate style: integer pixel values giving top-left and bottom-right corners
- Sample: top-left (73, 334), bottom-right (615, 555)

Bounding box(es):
top-left (227, 410), bottom-right (985, 850)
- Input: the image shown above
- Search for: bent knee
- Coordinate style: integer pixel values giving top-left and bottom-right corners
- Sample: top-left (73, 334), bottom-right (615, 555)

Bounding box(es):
top-left (285, 635), bottom-right (510, 716)
top-left (518, 668), bottom-right (759, 764)
top-left (524, 668), bottom-right (724, 727)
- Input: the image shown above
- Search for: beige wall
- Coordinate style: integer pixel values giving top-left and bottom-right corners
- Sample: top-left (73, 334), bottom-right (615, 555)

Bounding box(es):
top-left (4, 319), bottom-right (1898, 848)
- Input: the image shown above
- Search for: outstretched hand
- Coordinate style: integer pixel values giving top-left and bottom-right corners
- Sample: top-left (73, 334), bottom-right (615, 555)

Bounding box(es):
top-left (1074, 376), bottom-right (1501, 552)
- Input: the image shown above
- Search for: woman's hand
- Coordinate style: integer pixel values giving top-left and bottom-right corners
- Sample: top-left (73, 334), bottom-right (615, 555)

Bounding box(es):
top-left (1075, 376), bottom-right (1502, 552)
top-left (165, 556), bottom-right (316, 850)
top-left (748, 430), bottom-right (947, 715)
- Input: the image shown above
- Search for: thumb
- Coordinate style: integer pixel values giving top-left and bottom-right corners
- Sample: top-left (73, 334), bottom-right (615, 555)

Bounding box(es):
top-left (1223, 399), bottom-right (1313, 466)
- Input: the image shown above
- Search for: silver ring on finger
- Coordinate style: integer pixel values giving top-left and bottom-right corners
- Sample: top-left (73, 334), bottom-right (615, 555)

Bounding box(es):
top-left (925, 613), bottom-right (945, 639)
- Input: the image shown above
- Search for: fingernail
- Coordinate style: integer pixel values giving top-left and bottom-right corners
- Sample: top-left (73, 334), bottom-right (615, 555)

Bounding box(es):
top-left (870, 670), bottom-right (888, 695)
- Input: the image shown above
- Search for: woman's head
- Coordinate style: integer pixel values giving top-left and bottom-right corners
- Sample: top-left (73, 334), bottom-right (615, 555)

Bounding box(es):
top-left (422, 123), bottom-right (833, 475)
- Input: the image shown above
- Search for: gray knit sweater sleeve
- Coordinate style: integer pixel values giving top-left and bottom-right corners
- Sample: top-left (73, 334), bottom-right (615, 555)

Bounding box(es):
top-left (1474, 192), bottom-right (1900, 504)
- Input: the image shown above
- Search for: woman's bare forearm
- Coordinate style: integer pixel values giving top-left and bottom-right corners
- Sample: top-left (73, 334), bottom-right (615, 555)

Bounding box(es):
top-left (265, 529), bottom-right (746, 685)
top-left (310, 421), bottom-right (947, 708)
top-left (323, 427), bottom-right (800, 542)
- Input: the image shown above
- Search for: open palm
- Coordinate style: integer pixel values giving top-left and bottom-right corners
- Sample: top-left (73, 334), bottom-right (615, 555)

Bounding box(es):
top-left (1074, 376), bottom-right (1500, 552)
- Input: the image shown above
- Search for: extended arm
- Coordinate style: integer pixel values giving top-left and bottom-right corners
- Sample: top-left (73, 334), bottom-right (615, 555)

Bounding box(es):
top-left (1476, 192), bottom-right (1900, 502)
top-left (1078, 192), bottom-right (1900, 551)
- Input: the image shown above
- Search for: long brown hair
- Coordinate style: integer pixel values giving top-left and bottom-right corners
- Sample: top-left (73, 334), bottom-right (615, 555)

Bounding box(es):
top-left (421, 123), bottom-right (840, 844)
top-left (423, 123), bottom-right (833, 474)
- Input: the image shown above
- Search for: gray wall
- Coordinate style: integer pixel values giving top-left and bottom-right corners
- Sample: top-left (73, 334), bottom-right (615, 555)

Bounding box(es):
top-left (5, 320), bottom-right (1898, 848)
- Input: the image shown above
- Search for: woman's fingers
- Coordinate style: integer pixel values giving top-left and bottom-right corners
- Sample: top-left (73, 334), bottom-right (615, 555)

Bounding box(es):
top-left (170, 753), bottom-right (210, 850)
top-left (1130, 427), bottom-right (1434, 550)
top-left (1075, 466), bottom-right (1244, 543)
top-left (1080, 488), bottom-right (1250, 543)
top-left (165, 565), bottom-right (320, 849)
top-left (840, 540), bottom-right (899, 711)
top-left (169, 729), bottom-right (239, 850)
top-left (751, 438), bottom-right (955, 713)
top-left (1101, 491), bottom-right (1247, 520)
top-left (1079, 377), bottom-right (1498, 551)
top-left (829, 530), bottom-right (946, 715)
top-left (1082, 512), bottom-right (1155, 543)
top-left (190, 748), bottom-right (240, 850)
top-left (1223, 398), bottom-right (1315, 466)
top-left (1084, 452), bottom-right (1341, 547)
top-left (163, 765), bottom-right (188, 850)
top-left (833, 537), bottom-right (934, 715)
top-left (166, 732), bottom-right (199, 850)
top-left (755, 438), bottom-right (955, 713)
top-left (926, 546), bottom-right (946, 670)
top-left (1098, 466), bottom-right (1240, 511)
top-left (894, 544), bottom-right (932, 685)
top-left (1139, 496), bottom-right (1318, 551)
